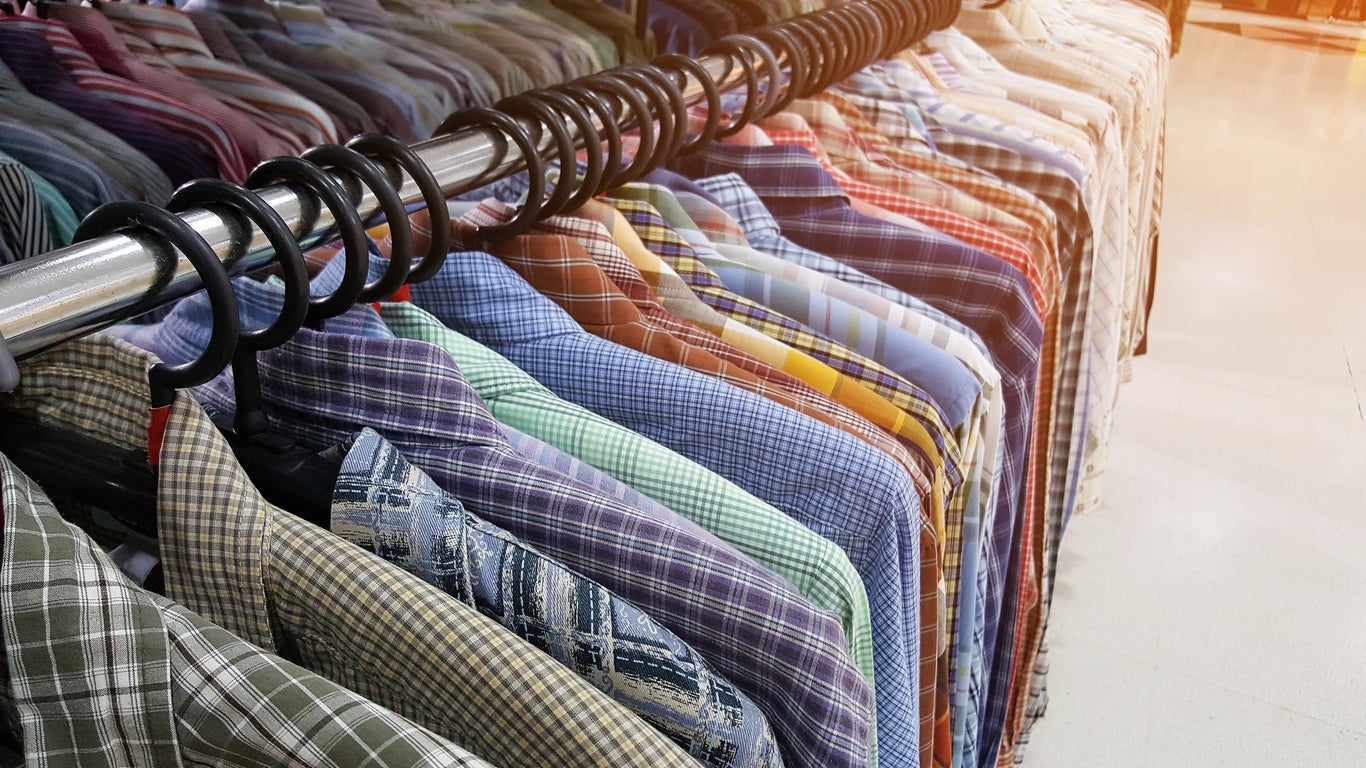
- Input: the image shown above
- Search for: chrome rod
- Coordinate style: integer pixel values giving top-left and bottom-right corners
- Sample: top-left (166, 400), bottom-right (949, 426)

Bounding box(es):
top-left (0, 55), bottom-right (743, 358)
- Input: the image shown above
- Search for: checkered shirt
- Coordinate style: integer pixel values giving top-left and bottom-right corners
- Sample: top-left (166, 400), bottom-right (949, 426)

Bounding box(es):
top-left (2, 337), bottom-right (701, 767)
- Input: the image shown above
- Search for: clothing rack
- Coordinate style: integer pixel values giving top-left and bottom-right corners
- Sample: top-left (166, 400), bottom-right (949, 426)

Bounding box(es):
top-left (0, 0), bottom-right (947, 386)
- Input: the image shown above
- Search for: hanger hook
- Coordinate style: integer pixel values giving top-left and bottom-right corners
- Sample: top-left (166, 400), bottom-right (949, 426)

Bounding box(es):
top-left (754, 26), bottom-right (808, 113)
top-left (652, 53), bottom-right (722, 155)
top-left (713, 34), bottom-right (783, 122)
top-left (166, 179), bottom-right (308, 353)
top-left (166, 178), bottom-right (309, 442)
top-left (633, 65), bottom-right (689, 169)
top-left (530, 87), bottom-right (606, 212)
top-left (577, 71), bottom-right (657, 191)
top-left (435, 107), bottom-right (547, 243)
top-left (73, 201), bottom-right (240, 408)
top-left (599, 67), bottom-right (675, 181)
top-left (246, 156), bottom-right (369, 326)
top-left (299, 145), bottom-right (412, 303)
top-left (551, 81), bottom-right (621, 201)
top-left (345, 133), bottom-right (451, 285)
top-left (702, 36), bottom-right (762, 138)
top-left (495, 92), bottom-right (579, 220)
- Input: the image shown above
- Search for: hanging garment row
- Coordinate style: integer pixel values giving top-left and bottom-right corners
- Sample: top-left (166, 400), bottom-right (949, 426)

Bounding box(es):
top-left (0, 0), bottom-right (1171, 767)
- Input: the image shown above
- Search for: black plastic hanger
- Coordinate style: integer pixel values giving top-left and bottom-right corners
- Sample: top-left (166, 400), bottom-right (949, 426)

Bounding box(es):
top-left (300, 144), bottom-right (413, 304)
top-left (83, 203), bottom-right (242, 409)
top-left (753, 26), bottom-right (806, 113)
top-left (720, 34), bottom-right (783, 121)
top-left (246, 156), bottom-right (369, 327)
top-left (531, 87), bottom-right (606, 210)
top-left (783, 20), bottom-right (827, 98)
top-left (634, 66), bottom-right (689, 170)
top-left (600, 68), bottom-right (675, 181)
top-left (346, 133), bottom-right (451, 284)
top-left (552, 81), bottom-right (623, 199)
top-left (703, 36), bottom-right (763, 138)
top-left (0, 201), bottom-right (242, 537)
top-left (818, 9), bottom-right (860, 86)
top-left (496, 92), bottom-right (579, 220)
top-left (577, 72), bottom-right (657, 190)
top-left (435, 107), bottom-right (547, 243)
top-left (652, 53), bottom-right (722, 156)
top-left (166, 178), bottom-right (340, 527)
top-left (846, 3), bottom-right (888, 71)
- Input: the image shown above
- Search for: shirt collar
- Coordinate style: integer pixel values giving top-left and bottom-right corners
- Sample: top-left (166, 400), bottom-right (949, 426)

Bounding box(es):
top-left (31, 3), bottom-right (139, 60)
top-left (526, 209), bottom-right (668, 307)
top-left (377, 301), bottom-right (548, 400)
top-left (784, 100), bottom-right (877, 165)
top-left (408, 245), bottom-right (589, 347)
top-left (184, 10), bottom-right (246, 62)
top-left (667, 190), bottom-right (750, 247)
top-left (641, 168), bottom-right (726, 207)
top-left (247, 321), bottom-right (510, 458)
top-left (951, 7), bottom-right (1039, 44)
top-left (671, 143), bottom-right (850, 202)
top-left (614, 183), bottom-right (696, 229)
top-left (486, 231), bottom-right (649, 330)
top-left (3, 336), bottom-right (281, 650)
top-left (108, 273), bottom-right (396, 372)
top-left (691, 174), bottom-right (785, 243)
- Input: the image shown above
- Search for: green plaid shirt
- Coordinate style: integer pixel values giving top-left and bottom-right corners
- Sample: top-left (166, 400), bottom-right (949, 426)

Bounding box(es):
top-left (3, 336), bottom-right (701, 768)
top-left (380, 299), bottom-right (876, 688)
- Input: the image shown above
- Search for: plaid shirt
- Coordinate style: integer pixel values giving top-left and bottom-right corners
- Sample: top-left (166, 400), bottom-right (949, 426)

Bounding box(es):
top-left (795, 68), bottom-right (1061, 768)
top-left (657, 169), bottom-right (981, 768)
top-left (837, 73), bottom-right (1105, 767)
top-left (787, 97), bottom-right (1034, 243)
top-left (606, 191), bottom-right (962, 489)
top-left (478, 224), bottom-right (854, 435)
top-left (0, 450), bottom-right (497, 767)
top-left (379, 299), bottom-right (877, 690)
top-left (673, 141), bottom-right (1047, 767)
top-left (4, 336), bottom-right (698, 767)
top-left (404, 247), bottom-right (917, 768)
top-left (525, 205), bottom-right (919, 470)
top-left (684, 170), bottom-right (1008, 768)
top-left (600, 190), bottom-right (966, 768)
top-left (756, 114), bottom-right (1051, 319)
top-left (558, 198), bottom-right (938, 502)
top-left (333, 429), bottom-right (784, 768)
top-left (794, 94), bottom-right (1063, 310)
top-left (119, 277), bottom-right (877, 768)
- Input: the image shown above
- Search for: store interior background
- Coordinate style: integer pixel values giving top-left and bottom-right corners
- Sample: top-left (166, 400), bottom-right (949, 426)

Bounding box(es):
top-left (1029, 2), bottom-right (1366, 763)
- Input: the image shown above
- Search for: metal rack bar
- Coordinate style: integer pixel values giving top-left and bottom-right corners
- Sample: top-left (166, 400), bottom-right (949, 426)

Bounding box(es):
top-left (0, 53), bottom-right (753, 360)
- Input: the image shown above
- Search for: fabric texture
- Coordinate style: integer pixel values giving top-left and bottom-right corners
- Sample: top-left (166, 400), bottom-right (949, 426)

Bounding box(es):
top-left (332, 428), bottom-right (784, 768)
top-left (3, 335), bottom-right (701, 768)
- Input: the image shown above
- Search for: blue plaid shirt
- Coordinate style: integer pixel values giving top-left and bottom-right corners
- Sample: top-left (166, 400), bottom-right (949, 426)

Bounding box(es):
top-left (111, 276), bottom-right (874, 768)
top-left (672, 143), bottom-right (1045, 767)
top-left (404, 248), bottom-right (942, 768)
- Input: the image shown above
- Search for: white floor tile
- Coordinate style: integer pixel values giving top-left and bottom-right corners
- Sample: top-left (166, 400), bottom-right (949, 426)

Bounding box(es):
top-left (1030, 6), bottom-right (1366, 763)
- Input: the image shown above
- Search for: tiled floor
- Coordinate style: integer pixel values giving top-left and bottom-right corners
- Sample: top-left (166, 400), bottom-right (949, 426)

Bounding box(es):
top-left (1026, 4), bottom-right (1366, 764)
